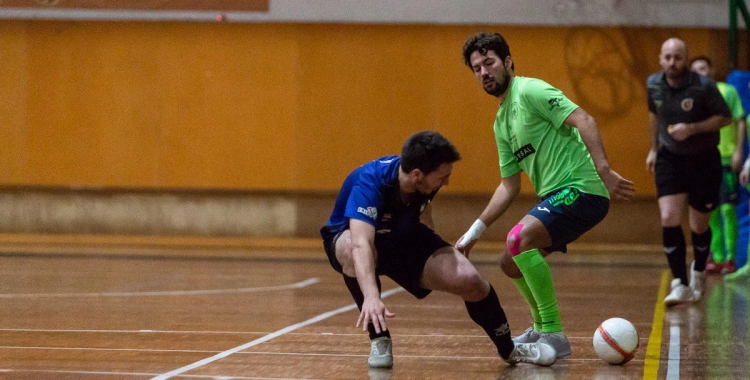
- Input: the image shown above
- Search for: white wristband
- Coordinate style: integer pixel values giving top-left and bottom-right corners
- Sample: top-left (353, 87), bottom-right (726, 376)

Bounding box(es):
top-left (458, 219), bottom-right (487, 248)
top-left (743, 159), bottom-right (750, 173)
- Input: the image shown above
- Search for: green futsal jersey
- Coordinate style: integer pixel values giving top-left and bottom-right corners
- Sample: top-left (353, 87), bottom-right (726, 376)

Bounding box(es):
top-left (716, 82), bottom-right (746, 163)
top-left (493, 76), bottom-right (609, 199)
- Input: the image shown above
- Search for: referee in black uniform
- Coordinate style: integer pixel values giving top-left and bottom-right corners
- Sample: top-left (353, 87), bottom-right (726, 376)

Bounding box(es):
top-left (646, 37), bottom-right (732, 307)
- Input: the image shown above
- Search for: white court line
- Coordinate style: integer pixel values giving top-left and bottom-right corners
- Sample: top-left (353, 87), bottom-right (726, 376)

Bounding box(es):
top-left (0, 368), bottom-right (313, 380)
top-left (0, 345), bottom-right (495, 360)
top-left (0, 278), bottom-right (319, 298)
top-left (151, 286), bottom-right (405, 380)
top-left (667, 324), bottom-right (680, 380)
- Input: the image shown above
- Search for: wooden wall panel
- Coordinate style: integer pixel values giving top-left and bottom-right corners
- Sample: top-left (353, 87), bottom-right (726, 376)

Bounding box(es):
top-left (0, 21), bottom-right (735, 195)
top-left (0, 0), bottom-right (268, 11)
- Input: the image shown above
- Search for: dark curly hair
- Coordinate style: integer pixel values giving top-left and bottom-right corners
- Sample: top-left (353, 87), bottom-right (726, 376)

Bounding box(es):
top-left (462, 32), bottom-right (514, 71)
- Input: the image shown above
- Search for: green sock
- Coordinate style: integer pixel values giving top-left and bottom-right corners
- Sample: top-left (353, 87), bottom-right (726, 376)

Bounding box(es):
top-left (512, 277), bottom-right (542, 331)
top-left (512, 249), bottom-right (562, 333)
top-left (709, 209), bottom-right (725, 263)
top-left (720, 203), bottom-right (738, 261)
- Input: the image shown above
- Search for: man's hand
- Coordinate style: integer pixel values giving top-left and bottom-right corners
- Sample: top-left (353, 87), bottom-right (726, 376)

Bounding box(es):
top-left (455, 219), bottom-right (486, 258)
top-left (455, 234), bottom-right (477, 258)
top-left (667, 123), bottom-right (692, 141)
top-left (357, 297), bottom-right (395, 334)
top-left (741, 169), bottom-right (749, 187)
top-left (600, 168), bottom-right (635, 202)
top-left (645, 149), bottom-right (657, 174)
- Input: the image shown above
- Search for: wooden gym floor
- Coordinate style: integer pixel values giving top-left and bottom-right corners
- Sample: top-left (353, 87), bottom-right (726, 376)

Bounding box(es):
top-left (0, 238), bottom-right (748, 379)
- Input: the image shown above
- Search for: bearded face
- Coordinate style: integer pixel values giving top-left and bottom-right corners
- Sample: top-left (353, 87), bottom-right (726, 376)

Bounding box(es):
top-left (470, 50), bottom-right (512, 98)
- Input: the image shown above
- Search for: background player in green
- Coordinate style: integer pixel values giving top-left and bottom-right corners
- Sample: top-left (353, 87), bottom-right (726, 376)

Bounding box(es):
top-left (690, 56), bottom-right (746, 275)
top-left (455, 32), bottom-right (636, 360)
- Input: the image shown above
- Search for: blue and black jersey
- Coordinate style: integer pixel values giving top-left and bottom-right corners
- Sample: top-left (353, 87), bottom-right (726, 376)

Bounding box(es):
top-left (320, 155), bottom-right (436, 239)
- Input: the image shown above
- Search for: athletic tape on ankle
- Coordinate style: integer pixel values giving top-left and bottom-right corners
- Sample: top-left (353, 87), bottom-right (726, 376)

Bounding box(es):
top-left (507, 223), bottom-right (524, 256)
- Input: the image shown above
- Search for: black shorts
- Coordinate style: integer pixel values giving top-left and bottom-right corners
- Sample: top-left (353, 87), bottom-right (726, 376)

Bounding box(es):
top-left (322, 223), bottom-right (450, 299)
top-left (655, 147), bottom-right (721, 213)
top-left (527, 187), bottom-right (610, 253)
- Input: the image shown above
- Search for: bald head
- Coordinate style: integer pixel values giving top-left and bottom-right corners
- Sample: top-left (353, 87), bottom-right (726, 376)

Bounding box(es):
top-left (661, 38), bottom-right (687, 57)
top-left (659, 38), bottom-right (689, 83)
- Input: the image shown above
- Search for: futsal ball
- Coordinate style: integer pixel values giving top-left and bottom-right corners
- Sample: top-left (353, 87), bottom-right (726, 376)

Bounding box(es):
top-left (592, 317), bottom-right (639, 365)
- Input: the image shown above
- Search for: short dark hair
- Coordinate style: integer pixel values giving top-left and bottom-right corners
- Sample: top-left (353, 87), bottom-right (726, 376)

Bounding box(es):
top-left (400, 131), bottom-right (460, 174)
top-left (462, 32), bottom-right (513, 70)
top-left (689, 55), bottom-right (712, 68)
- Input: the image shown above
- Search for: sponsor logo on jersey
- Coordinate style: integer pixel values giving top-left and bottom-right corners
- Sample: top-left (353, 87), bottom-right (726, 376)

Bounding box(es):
top-left (513, 143), bottom-right (536, 162)
top-left (548, 97), bottom-right (562, 110)
top-left (681, 98), bottom-right (694, 111)
top-left (357, 207), bottom-right (378, 220)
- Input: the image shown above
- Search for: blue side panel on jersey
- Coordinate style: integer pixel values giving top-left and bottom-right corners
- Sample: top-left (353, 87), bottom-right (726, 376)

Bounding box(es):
top-left (727, 70), bottom-right (750, 267)
top-left (727, 70), bottom-right (750, 111)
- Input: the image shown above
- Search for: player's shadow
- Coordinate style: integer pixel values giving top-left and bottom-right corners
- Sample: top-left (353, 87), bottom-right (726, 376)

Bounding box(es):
top-left (495, 363), bottom-right (567, 379)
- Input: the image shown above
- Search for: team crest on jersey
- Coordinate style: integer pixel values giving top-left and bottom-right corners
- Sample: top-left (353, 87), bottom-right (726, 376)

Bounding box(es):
top-left (681, 98), bottom-right (694, 111)
top-left (357, 207), bottom-right (378, 220)
top-left (514, 143), bottom-right (536, 162)
top-left (511, 102), bottom-right (519, 119)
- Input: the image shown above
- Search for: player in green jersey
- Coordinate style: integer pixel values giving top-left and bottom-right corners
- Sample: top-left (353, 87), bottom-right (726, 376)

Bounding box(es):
top-left (455, 32), bottom-right (636, 360)
top-left (690, 56), bottom-right (746, 275)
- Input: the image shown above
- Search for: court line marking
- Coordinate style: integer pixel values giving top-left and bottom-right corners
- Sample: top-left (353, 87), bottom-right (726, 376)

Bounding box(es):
top-left (0, 327), bottom-right (655, 340)
top-left (151, 286), bottom-right (405, 380)
top-left (643, 270), bottom-right (669, 380)
top-left (666, 324), bottom-right (680, 380)
top-left (0, 346), bottom-right (647, 365)
top-left (0, 368), bottom-right (311, 379)
top-left (0, 278), bottom-right (319, 298)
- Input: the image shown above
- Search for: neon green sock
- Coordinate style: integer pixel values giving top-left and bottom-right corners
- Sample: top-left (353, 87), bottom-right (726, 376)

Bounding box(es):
top-left (512, 277), bottom-right (542, 331)
top-left (512, 249), bottom-right (562, 333)
top-left (720, 203), bottom-right (738, 261)
top-left (709, 209), bottom-right (725, 263)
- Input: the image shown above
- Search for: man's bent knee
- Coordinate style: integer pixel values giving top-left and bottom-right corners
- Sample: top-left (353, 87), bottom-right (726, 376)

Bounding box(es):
top-left (506, 223), bottom-right (524, 256)
top-left (500, 251), bottom-right (522, 278)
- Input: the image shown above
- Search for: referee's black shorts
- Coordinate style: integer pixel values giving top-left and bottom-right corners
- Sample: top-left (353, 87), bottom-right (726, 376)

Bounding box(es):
top-left (655, 147), bottom-right (721, 213)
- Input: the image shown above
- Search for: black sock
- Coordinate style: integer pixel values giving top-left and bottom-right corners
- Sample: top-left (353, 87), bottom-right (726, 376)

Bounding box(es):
top-left (343, 275), bottom-right (390, 340)
top-left (663, 226), bottom-right (688, 285)
top-left (465, 285), bottom-right (514, 359)
top-left (692, 230), bottom-right (711, 272)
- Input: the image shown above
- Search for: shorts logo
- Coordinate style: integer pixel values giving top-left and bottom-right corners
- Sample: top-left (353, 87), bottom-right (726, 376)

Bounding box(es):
top-left (548, 188), bottom-right (580, 206)
top-left (681, 98), bottom-right (694, 111)
top-left (537, 207), bottom-right (551, 213)
top-left (357, 207), bottom-right (378, 220)
top-left (514, 143), bottom-right (536, 162)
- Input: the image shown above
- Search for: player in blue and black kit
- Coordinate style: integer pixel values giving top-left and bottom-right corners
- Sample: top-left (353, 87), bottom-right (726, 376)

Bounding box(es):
top-left (320, 131), bottom-right (556, 368)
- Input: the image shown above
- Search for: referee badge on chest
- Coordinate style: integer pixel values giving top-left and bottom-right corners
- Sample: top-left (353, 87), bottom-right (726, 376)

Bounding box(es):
top-left (681, 98), bottom-right (694, 112)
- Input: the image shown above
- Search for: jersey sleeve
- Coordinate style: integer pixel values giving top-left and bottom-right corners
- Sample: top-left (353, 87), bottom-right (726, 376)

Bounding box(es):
top-left (646, 75), bottom-right (659, 114)
top-left (706, 80), bottom-right (733, 118)
top-left (496, 132), bottom-right (520, 178)
top-left (724, 84), bottom-right (746, 120)
top-left (343, 170), bottom-right (381, 227)
top-left (523, 79), bottom-right (578, 129)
